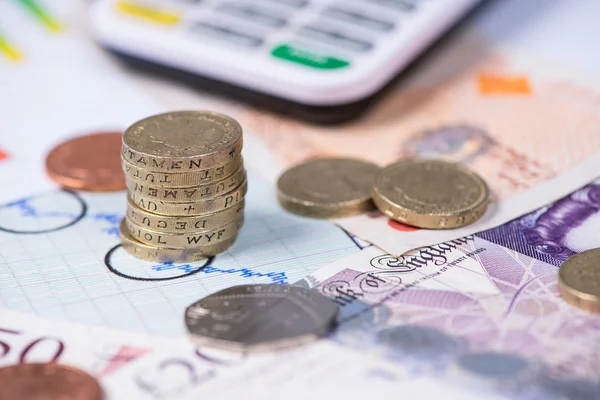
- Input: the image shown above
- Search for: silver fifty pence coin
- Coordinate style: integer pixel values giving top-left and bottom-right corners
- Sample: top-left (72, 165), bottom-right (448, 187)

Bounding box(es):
top-left (184, 284), bottom-right (339, 352)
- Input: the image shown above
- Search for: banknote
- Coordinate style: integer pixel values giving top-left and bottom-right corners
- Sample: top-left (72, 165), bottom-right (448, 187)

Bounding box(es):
top-left (477, 179), bottom-right (600, 266)
top-left (102, 341), bottom-right (388, 399)
top-left (101, 183), bottom-right (600, 400)
top-left (0, 308), bottom-right (166, 378)
top-left (297, 190), bottom-right (600, 399)
top-left (102, 333), bottom-right (503, 400)
top-left (239, 28), bottom-right (600, 256)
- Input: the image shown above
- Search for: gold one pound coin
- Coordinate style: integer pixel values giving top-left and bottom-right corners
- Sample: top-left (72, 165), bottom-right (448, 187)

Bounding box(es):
top-left (372, 159), bottom-right (489, 229)
top-left (277, 158), bottom-right (379, 219)
top-left (122, 111), bottom-right (243, 172)
top-left (119, 219), bottom-right (236, 262)
top-left (558, 248), bottom-right (600, 313)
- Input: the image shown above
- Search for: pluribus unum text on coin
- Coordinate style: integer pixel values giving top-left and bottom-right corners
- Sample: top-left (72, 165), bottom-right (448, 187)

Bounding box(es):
top-left (118, 110), bottom-right (248, 262)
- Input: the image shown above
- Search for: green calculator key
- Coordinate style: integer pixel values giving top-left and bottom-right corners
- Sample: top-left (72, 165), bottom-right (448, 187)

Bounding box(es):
top-left (271, 44), bottom-right (350, 70)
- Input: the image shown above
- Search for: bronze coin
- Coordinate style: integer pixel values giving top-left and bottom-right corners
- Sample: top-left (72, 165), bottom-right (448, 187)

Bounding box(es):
top-left (0, 363), bottom-right (103, 400)
top-left (46, 132), bottom-right (124, 192)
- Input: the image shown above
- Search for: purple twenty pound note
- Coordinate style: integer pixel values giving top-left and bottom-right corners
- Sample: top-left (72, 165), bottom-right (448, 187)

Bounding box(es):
top-left (478, 180), bottom-right (600, 265)
top-left (301, 182), bottom-right (600, 399)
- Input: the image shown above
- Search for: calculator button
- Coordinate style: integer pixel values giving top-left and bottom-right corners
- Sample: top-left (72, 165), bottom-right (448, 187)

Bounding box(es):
top-left (217, 4), bottom-right (287, 28)
top-left (367, 0), bottom-right (417, 12)
top-left (115, 1), bottom-right (181, 25)
top-left (297, 26), bottom-right (373, 52)
top-left (262, 0), bottom-right (308, 9)
top-left (191, 22), bottom-right (264, 47)
top-left (322, 7), bottom-right (395, 32)
top-left (271, 44), bottom-right (350, 70)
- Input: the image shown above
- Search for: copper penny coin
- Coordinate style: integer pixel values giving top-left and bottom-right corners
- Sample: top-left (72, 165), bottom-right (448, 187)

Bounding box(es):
top-left (46, 132), bottom-right (124, 192)
top-left (0, 363), bottom-right (103, 400)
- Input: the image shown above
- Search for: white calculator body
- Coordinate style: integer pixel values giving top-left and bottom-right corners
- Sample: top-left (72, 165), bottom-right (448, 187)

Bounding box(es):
top-left (90, 0), bottom-right (482, 122)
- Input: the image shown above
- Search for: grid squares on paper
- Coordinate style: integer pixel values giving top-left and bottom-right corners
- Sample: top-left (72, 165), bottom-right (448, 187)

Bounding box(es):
top-left (0, 170), bottom-right (360, 336)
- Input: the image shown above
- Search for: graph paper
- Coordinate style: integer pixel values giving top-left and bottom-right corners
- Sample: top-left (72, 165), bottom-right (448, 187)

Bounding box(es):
top-left (0, 169), bottom-right (362, 337)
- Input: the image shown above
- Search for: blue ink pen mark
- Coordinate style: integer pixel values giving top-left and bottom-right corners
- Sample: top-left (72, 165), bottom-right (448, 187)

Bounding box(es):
top-left (88, 213), bottom-right (122, 238)
top-left (152, 263), bottom-right (289, 284)
top-left (8, 195), bottom-right (289, 284)
top-left (152, 263), bottom-right (199, 274)
top-left (103, 226), bottom-right (120, 238)
top-left (202, 266), bottom-right (288, 284)
top-left (6, 197), bottom-right (79, 219)
top-left (90, 213), bottom-right (122, 225)
top-left (5, 197), bottom-right (77, 219)
top-left (4, 196), bottom-right (121, 237)
top-left (5, 198), bottom-right (37, 216)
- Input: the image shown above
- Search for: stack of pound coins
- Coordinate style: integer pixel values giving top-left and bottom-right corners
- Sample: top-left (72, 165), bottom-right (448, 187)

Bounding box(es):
top-left (118, 111), bottom-right (247, 263)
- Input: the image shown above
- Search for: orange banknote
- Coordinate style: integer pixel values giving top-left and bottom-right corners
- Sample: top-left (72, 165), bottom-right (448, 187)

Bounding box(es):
top-left (240, 31), bottom-right (600, 255)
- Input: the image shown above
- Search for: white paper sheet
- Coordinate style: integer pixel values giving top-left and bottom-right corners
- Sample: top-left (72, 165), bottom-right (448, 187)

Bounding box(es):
top-left (0, 167), bottom-right (362, 336)
top-left (0, 0), bottom-right (163, 203)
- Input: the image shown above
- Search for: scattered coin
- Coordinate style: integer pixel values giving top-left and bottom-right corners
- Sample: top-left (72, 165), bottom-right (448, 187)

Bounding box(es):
top-left (129, 179), bottom-right (247, 216)
top-left (46, 131), bottom-right (124, 192)
top-left (0, 362), bottom-right (103, 400)
top-left (558, 248), bottom-right (600, 313)
top-left (126, 164), bottom-right (246, 202)
top-left (277, 158), bottom-right (380, 219)
top-left (124, 214), bottom-right (244, 248)
top-left (126, 196), bottom-right (244, 233)
top-left (119, 218), bottom-right (235, 262)
top-left (185, 284), bottom-right (339, 352)
top-left (122, 155), bottom-right (243, 188)
top-left (122, 111), bottom-right (243, 172)
top-left (372, 158), bottom-right (489, 229)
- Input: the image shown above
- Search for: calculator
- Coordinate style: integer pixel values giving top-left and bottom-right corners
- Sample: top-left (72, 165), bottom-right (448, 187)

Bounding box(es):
top-left (90, 0), bottom-right (483, 123)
